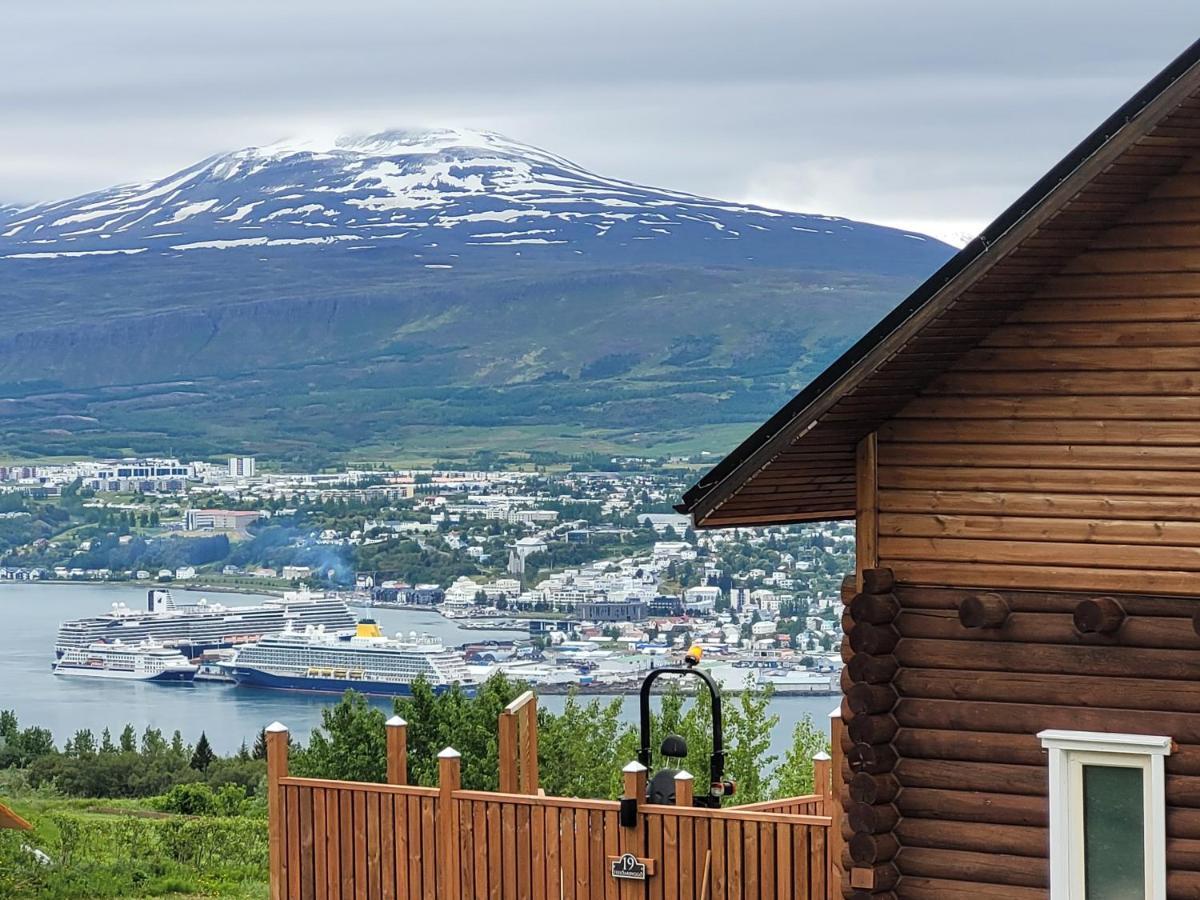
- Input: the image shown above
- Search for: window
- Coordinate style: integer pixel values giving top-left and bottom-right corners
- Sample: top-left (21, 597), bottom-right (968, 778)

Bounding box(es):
top-left (1039, 730), bottom-right (1171, 900)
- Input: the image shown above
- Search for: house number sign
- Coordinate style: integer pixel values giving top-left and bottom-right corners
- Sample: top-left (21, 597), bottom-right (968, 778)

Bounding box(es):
top-left (609, 853), bottom-right (654, 881)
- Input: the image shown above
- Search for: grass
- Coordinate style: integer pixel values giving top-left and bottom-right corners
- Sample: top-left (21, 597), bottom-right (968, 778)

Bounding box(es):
top-left (346, 421), bottom-right (755, 468)
top-left (181, 574), bottom-right (296, 594)
top-left (0, 793), bottom-right (269, 900)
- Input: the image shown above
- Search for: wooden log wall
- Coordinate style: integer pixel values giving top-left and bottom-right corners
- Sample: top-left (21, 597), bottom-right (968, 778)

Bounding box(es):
top-left (841, 569), bottom-right (900, 900)
top-left (860, 581), bottom-right (1200, 899)
top-left (874, 156), bottom-right (1200, 597)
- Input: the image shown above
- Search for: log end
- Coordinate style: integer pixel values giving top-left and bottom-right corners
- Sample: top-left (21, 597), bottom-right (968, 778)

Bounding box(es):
top-left (958, 592), bottom-right (1010, 629)
top-left (1074, 597), bottom-right (1125, 635)
top-left (861, 567), bottom-right (896, 595)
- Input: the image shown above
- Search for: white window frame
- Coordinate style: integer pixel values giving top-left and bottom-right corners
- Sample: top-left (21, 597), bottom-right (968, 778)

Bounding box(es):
top-left (1038, 730), bottom-right (1171, 900)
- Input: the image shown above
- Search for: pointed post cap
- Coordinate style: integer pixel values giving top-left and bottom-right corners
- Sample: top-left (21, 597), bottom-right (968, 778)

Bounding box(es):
top-left (674, 770), bottom-right (694, 781)
top-left (265, 721), bottom-right (289, 733)
top-left (386, 715), bottom-right (407, 727)
top-left (438, 746), bottom-right (461, 759)
top-left (828, 707), bottom-right (842, 720)
top-left (622, 760), bottom-right (648, 773)
top-left (812, 751), bottom-right (831, 761)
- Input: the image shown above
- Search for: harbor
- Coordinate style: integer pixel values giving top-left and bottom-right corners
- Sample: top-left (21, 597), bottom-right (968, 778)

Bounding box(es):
top-left (0, 581), bottom-right (837, 758)
top-left (46, 582), bottom-right (841, 699)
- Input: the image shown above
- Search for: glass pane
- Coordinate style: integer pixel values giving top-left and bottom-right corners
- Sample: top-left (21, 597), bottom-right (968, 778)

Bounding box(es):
top-left (1083, 764), bottom-right (1145, 900)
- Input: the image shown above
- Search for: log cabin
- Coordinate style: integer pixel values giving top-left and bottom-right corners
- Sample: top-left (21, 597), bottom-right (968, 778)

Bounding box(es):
top-left (678, 35), bottom-right (1200, 900)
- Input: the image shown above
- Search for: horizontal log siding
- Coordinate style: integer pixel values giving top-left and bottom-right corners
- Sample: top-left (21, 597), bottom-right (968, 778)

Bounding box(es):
top-left (886, 584), bottom-right (1200, 898)
top-left (877, 166), bottom-right (1200, 595)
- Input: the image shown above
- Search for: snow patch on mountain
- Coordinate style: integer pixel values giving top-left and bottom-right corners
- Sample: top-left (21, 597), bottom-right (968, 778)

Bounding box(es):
top-left (0, 128), bottom-right (953, 273)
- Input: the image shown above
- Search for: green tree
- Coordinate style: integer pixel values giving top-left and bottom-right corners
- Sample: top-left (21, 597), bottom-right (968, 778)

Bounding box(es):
top-left (190, 732), bottom-right (216, 771)
top-left (722, 683), bottom-right (779, 805)
top-left (537, 694), bottom-right (637, 799)
top-left (0, 724), bottom-right (54, 768)
top-left (774, 715), bottom-right (830, 797)
top-left (141, 726), bottom-right (167, 757)
top-left (0, 710), bottom-right (17, 742)
top-left (395, 674), bottom-right (525, 790)
top-left (293, 692), bottom-right (388, 783)
top-left (65, 729), bottom-right (97, 758)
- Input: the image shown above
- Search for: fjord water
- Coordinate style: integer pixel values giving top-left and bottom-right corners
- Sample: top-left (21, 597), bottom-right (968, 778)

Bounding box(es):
top-left (0, 583), bottom-right (835, 757)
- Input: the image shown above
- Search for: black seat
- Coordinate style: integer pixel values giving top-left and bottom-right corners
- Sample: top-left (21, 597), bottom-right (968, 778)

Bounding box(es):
top-left (647, 768), bottom-right (679, 805)
top-left (661, 734), bottom-right (687, 759)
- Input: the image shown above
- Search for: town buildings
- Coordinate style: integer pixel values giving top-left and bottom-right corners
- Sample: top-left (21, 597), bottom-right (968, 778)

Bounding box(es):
top-left (184, 509), bottom-right (262, 532)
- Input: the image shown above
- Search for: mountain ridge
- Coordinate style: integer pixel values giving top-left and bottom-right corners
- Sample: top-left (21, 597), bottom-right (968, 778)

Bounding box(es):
top-left (0, 128), bottom-right (945, 270)
top-left (0, 130), bottom-right (955, 465)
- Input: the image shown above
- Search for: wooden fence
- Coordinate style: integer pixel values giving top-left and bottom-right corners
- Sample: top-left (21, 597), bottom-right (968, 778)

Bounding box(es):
top-left (266, 723), bottom-right (837, 900)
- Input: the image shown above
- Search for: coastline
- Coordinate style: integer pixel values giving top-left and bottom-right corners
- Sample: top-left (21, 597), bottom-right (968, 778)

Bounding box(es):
top-left (0, 579), bottom-right (288, 598)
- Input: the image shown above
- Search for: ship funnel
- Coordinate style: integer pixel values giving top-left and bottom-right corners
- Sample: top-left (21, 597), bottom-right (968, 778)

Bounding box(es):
top-left (356, 619), bottom-right (384, 639)
top-left (147, 589), bottom-right (175, 613)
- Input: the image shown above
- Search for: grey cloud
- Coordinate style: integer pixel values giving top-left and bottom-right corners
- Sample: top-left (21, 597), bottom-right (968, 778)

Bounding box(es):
top-left (3, 0), bottom-right (1198, 240)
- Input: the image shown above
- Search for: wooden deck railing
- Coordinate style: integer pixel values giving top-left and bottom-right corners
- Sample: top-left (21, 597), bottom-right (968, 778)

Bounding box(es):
top-left (732, 794), bottom-right (825, 816)
top-left (266, 722), bottom-right (837, 900)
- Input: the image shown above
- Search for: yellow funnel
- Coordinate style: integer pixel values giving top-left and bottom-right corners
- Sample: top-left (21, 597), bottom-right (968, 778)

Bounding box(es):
top-left (356, 619), bottom-right (383, 638)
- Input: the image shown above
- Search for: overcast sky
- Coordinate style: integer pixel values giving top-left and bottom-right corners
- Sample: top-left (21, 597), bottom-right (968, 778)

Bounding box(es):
top-left (4, 2), bottom-right (1198, 244)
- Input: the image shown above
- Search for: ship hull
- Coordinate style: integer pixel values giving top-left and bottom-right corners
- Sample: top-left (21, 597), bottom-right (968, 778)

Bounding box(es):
top-left (55, 639), bottom-right (238, 660)
top-left (228, 666), bottom-right (473, 697)
top-left (55, 595), bottom-right (356, 657)
top-left (52, 666), bottom-right (197, 683)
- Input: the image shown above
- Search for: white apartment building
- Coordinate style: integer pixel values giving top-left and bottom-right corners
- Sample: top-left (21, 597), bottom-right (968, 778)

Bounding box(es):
top-left (228, 456), bottom-right (257, 478)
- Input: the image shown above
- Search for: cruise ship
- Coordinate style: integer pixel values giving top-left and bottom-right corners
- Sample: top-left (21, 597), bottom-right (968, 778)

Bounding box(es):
top-left (53, 640), bottom-right (198, 683)
top-left (227, 620), bottom-right (475, 697)
top-left (54, 589), bottom-right (356, 658)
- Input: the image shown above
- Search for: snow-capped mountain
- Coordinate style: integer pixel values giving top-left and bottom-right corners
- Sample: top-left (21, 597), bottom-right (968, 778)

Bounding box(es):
top-left (0, 129), bottom-right (957, 464)
top-left (0, 128), bottom-right (947, 272)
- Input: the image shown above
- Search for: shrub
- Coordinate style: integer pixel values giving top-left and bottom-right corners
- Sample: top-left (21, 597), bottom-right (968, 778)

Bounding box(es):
top-left (157, 782), bottom-right (215, 816)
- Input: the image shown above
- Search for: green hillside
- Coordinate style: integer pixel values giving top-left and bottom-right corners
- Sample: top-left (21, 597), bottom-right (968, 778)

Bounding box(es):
top-left (0, 254), bottom-right (925, 466)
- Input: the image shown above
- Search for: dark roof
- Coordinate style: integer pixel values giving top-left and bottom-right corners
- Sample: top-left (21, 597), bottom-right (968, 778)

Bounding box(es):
top-left (679, 36), bottom-right (1200, 528)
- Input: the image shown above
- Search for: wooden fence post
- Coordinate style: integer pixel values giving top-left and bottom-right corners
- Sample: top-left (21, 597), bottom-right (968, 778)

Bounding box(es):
top-left (499, 690), bottom-right (540, 794)
top-left (386, 715), bottom-right (407, 785)
top-left (499, 705), bottom-right (517, 793)
top-left (619, 761), bottom-right (648, 900)
top-left (674, 770), bottom-right (694, 807)
top-left (438, 747), bottom-right (462, 898)
top-left (520, 695), bottom-right (539, 795)
top-left (266, 721), bottom-right (289, 900)
top-left (812, 751), bottom-right (832, 815)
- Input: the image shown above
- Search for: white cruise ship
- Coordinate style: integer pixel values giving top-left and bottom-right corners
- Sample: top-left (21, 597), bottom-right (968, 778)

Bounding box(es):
top-left (227, 620), bottom-right (476, 697)
top-left (708, 650), bottom-right (839, 694)
top-left (53, 640), bottom-right (198, 683)
top-left (55, 589), bottom-right (355, 657)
